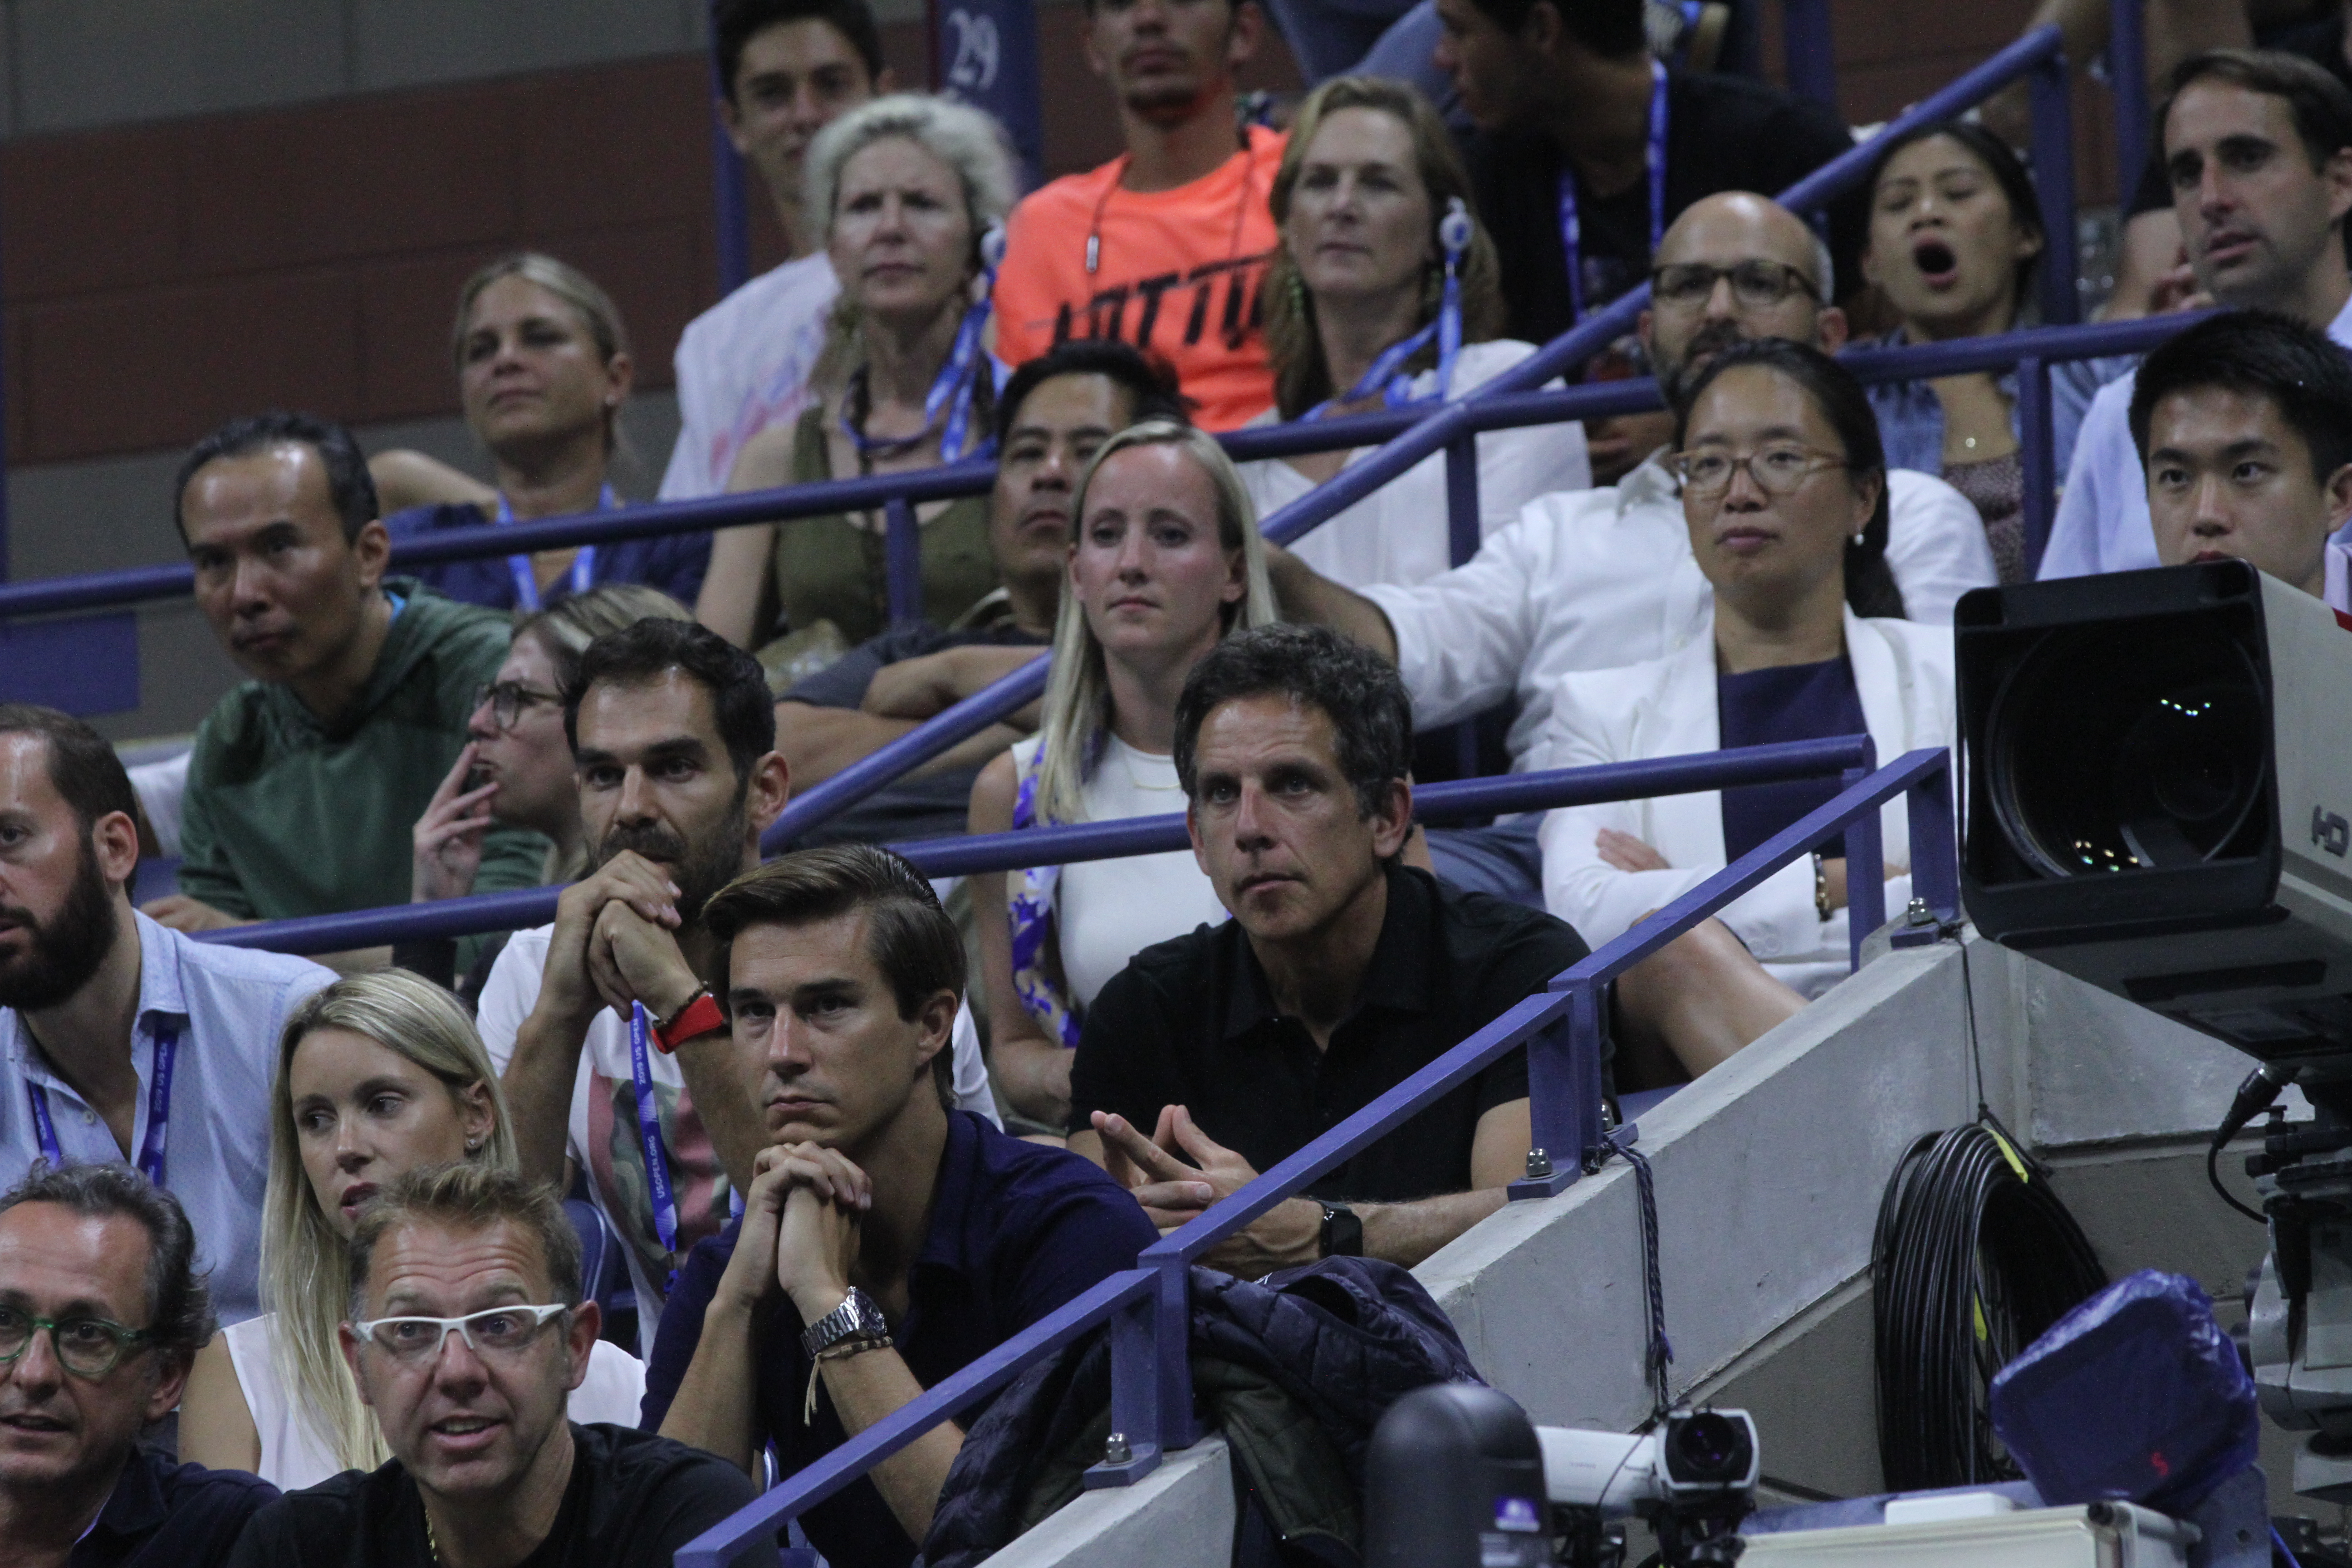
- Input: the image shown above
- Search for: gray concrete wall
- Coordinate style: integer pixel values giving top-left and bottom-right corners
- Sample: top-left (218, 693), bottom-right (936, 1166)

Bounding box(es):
top-left (22, 390), bottom-right (678, 743)
top-left (973, 936), bottom-right (2295, 1566)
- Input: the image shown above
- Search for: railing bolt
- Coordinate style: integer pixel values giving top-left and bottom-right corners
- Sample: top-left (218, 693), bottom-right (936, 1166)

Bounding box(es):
top-left (1103, 1431), bottom-right (1132, 1465)
top-left (1525, 1148), bottom-right (1553, 1180)
top-left (1904, 897), bottom-right (1933, 927)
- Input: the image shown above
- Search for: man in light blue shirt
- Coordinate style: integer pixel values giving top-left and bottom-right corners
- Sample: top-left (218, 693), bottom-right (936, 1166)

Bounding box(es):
top-left (0, 705), bottom-right (329, 1326)
top-left (2043, 49), bottom-right (2352, 582)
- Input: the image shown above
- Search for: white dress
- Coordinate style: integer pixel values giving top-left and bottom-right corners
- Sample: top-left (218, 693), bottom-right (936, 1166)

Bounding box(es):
top-left (221, 1312), bottom-right (648, 1491)
top-left (1238, 339), bottom-right (1592, 591)
top-left (1014, 734), bottom-right (1231, 1009)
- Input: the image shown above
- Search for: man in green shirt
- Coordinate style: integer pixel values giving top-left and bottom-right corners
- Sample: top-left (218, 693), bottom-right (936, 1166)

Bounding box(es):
top-left (144, 412), bottom-right (546, 933)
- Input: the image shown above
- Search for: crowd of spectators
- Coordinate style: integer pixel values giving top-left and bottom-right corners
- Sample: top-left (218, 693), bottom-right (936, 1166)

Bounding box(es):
top-left (7, 0), bottom-right (2352, 1563)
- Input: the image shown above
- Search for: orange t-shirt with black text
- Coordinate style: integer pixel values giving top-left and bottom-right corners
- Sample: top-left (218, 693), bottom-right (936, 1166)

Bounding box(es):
top-left (993, 126), bottom-right (1286, 431)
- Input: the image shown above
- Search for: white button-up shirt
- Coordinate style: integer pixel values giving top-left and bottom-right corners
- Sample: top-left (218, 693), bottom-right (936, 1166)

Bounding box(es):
top-left (1361, 453), bottom-right (1996, 765)
top-left (0, 912), bottom-right (333, 1326)
top-left (2040, 293), bottom-right (2352, 581)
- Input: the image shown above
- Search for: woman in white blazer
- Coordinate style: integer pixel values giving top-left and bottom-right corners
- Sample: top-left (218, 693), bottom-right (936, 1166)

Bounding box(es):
top-left (1536, 339), bottom-right (1957, 1083)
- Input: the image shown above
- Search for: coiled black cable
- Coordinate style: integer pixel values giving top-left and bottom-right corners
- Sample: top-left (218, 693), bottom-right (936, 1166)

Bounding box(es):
top-left (1872, 1119), bottom-right (2109, 1491)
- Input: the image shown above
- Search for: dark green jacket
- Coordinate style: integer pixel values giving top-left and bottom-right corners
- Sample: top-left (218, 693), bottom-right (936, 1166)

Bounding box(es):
top-left (177, 579), bottom-right (549, 920)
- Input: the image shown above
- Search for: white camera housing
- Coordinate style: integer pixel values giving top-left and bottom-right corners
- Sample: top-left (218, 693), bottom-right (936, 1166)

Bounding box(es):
top-left (1538, 1411), bottom-right (1761, 1516)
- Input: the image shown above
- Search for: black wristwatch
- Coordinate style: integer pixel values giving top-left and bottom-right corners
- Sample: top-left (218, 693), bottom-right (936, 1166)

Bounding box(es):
top-left (1318, 1201), bottom-right (1362, 1259)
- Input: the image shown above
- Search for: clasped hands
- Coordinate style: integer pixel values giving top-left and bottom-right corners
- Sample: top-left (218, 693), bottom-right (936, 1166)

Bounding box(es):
top-left (719, 1140), bottom-right (871, 1324)
top-left (544, 849), bottom-right (704, 1029)
top-left (1091, 1106), bottom-right (1325, 1277)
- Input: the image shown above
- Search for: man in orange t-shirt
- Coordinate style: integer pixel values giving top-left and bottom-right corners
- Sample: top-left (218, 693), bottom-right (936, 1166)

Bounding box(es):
top-left (993, 0), bottom-right (1286, 431)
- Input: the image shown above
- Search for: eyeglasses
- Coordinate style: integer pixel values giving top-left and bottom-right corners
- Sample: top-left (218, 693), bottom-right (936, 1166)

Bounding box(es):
top-left (351, 1303), bottom-right (569, 1365)
top-left (1671, 444), bottom-right (1849, 500)
top-left (1650, 261), bottom-right (1819, 310)
top-left (470, 681), bottom-right (563, 732)
top-left (0, 1305), bottom-right (154, 1378)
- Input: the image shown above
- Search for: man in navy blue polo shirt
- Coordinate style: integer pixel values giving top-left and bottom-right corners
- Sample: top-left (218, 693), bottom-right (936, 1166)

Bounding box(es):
top-left (0, 1163), bottom-right (276, 1568)
top-left (644, 845), bottom-right (1155, 1568)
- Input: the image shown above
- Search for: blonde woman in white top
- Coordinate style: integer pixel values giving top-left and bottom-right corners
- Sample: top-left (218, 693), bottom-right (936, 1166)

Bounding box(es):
top-left (178, 970), bottom-right (643, 1489)
top-left (970, 420), bottom-right (1279, 1129)
top-left (1239, 76), bottom-right (1589, 590)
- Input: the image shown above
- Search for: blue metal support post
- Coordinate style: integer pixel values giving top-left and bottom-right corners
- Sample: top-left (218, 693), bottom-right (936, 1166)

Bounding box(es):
top-left (1445, 433), bottom-right (1484, 779)
top-left (2110, 0), bottom-right (2151, 206)
top-left (708, 7), bottom-right (751, 299)
top-left (1780, 0), bottom-right (1839, 113)
top-left (2016, 356), bottom-right (2056, 575)
top-left (1510, 985), bottom-right (1602, 1201)
top-left (884, 495), bottom-right (923, 629)
top-left (1842, 761), bottom-right (1885, 970)
top-left (2029, 48), bottom-right (2081, 326)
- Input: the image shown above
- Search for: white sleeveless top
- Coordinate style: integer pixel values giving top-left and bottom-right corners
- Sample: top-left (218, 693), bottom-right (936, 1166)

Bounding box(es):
top-left (221, 1312), bottom-right (649, 1490)
top-left (1029, 734), bottom-right (1231, 1008)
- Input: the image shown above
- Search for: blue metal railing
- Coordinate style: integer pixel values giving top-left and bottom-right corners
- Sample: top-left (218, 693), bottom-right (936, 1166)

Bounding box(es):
top-left (664, 737), bottom-right (1955, 1566)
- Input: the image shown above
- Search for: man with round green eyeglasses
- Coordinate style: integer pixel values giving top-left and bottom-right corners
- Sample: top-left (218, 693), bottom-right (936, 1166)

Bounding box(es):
top-left (0, 1161), bottom-right (275, 1568)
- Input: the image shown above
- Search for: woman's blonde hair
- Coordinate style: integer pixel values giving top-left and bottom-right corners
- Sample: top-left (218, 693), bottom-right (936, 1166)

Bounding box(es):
top-left (260, 970), bottom-right (521, 1475)
top-left (451, 251), bottom-right (632, 453)
top-left (512, 583), bottom-right (692, 696)
top-left (1263, 77), bottom-right (1506, 420)
top-left (1031, 419), bottom-right (1280, 824)
top-left (806, 93), bottom-right (1019, 402)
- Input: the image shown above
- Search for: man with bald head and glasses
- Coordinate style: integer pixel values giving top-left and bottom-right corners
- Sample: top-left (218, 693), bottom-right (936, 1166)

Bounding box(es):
top-left (223, 1163), bottom-right (765, 1568)
top-left (1269, 191), bottom-right (1994, 904)
top-left (0, 1162), bottom-right (275, 1568)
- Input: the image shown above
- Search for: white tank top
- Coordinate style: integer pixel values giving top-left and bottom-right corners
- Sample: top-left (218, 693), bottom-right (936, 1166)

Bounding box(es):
top-left (1049, 735), bottom-right (1231, 1007)
top-left (221, 1312), bottom-right (649, 1490)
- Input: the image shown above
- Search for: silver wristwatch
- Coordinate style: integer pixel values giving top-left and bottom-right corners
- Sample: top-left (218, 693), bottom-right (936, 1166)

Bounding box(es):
top-left (800, 1287), bottom-right (888, 1359)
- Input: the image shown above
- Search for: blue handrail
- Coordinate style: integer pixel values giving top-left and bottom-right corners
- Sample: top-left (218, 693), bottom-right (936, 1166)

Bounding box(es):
top-left (669, 741), bottom-right (1957, 1566)
top-left (200, 735), bottom-right (1874, 955)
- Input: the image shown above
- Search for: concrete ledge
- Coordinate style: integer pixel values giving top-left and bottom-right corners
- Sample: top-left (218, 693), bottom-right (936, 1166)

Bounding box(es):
top-left (979, 1436), bottom-right (1234, 1568)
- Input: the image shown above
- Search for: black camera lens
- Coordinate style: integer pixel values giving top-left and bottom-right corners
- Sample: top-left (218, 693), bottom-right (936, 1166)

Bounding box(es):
top-left (1666, 1412), bottom-right (1753, 1484)
top-left (1986, 621), bottom-right (2268, 878)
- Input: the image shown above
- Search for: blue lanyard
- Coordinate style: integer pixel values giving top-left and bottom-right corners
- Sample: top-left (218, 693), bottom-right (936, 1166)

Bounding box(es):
top-left (1305, 200), bottom-right (1473, 421)
top-left (26, 1024), bottom-right (177, 1188)
top-left (1558, 60), bottom-right (1669, 324)
top-left (626, 1003), bottom-right (684, 1295)
top-left (494, 485), bottom-right (617, 612)
top-left (839, 239), bottom-right (1002, 466)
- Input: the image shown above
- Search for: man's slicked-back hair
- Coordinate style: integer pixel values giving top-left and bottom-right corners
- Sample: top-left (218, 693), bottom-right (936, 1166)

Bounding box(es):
top-left (0, 704), bottom-right (140, 837)
top-left (1461, 0), bottom-right (1643, 54)
top-left (174, 410), bottom-right (378, 544)
top-left (993, 340), bottom-right (1192, 451)
top-left (0, 1161), bottom-right (214, 1362)
top-left (1174, 623), bottom-right (1413, 821)
top-left (715, 0), bottom-right (886, 93)
top-left (347, 1164), bottom-right (582, 1320)
top-left (564, 617), bottom-right (776, 786)
top-left (2129, 308), bottom-right (2352, 482)
top-left (2161, 48), bottom-right (2352, 172)
top-left (703, 845), bottom-right (965, 1107)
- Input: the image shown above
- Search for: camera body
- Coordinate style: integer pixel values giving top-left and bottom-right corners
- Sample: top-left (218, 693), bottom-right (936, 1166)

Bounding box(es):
top-left (1956, 561), bottom-right (2352, 1064)
top-left (1537, 1411), bottom-right (1761, 1516)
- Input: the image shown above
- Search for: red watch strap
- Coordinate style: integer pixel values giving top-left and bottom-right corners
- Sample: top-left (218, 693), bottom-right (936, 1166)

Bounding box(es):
top-left (653, 990), bottom-right (726, 1055)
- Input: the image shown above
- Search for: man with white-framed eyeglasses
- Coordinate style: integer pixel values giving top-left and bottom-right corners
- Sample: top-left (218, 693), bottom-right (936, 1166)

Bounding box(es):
top-left (1268, 191), bottom-right (1992, 905)
top-left (0, 1161), bottom-right (276, 1568)
top-left (223, 1162), bottom-right (766, 1568)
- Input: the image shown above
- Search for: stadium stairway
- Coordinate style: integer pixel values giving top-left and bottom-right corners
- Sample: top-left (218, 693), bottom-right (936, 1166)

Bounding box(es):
top-left (965, 928), bottom-right (2281, 1567)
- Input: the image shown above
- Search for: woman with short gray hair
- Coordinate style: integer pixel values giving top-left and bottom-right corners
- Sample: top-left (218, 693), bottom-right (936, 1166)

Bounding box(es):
top-left (700, 94), bottom-right (1023, 670)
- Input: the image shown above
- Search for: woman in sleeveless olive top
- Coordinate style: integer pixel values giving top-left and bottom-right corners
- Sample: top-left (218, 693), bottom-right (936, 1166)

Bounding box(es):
top-left (701, 94), bottom-right (1017, 661)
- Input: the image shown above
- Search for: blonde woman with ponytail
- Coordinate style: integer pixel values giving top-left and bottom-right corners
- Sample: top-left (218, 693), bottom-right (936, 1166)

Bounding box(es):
top-left (178, 970), bottom-right (644, 1486)
top-left (970, 419), bottom-right (1279, 1130)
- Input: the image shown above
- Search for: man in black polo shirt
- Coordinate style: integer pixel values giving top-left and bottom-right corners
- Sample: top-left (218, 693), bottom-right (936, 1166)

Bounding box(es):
top-left (0, 1163), bottom-right (275, 1568)
top-left (1068, 625), bottom-right (1589, 1276)
top-left (645, 846), bottom-right (1155, 1568)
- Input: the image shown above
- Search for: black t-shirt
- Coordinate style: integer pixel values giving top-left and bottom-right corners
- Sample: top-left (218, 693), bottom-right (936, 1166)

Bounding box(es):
top-left (2127, 13), bottom-right (2352, 215)
top-left (1470, 70), bottom-right (1869, 348)
top-left (221, 1423), bottom-right (768, 1568)
top-left (779, 617), bottom-right (1050, 846)
top-left (1068, 865), bottom-right (1591, 1201)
